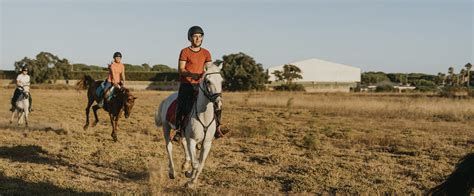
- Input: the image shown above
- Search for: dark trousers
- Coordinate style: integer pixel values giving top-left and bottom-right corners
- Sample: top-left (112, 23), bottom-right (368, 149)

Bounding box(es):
top-left (11, 88), bottom-right (32, 110)
top-left (176, 83), bottom-right (222, 129)
top-left (176, 83), bottom-right (196, 129)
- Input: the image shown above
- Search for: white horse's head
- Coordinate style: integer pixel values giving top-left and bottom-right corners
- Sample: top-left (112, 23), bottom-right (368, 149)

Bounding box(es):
top-left (201, 63), bottom-right (223, 110)
top-left (20, 86), bottom-right (30, 99)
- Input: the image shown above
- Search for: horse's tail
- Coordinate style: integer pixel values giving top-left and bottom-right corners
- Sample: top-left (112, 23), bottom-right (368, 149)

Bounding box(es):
top-left (76, 75), bottom-right (95, 90)
top-left (155, 100), bottom-right (164, 127)
top-left (429, 152), bottom-right (474, 195)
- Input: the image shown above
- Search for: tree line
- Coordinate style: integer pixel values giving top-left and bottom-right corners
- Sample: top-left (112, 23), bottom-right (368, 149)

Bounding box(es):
top-left (361, 63), bottom-right (473, 92)
top-left (6, 51), bottom-right (271, 91)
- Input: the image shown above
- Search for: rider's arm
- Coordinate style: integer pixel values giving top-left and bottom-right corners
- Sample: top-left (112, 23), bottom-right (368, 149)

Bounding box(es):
top-left (108, 63), bottom-right (115, 84)
top-left (179, 60), bottom-right (192, 77)
top-left (121, 67), bottom-right (126, 85)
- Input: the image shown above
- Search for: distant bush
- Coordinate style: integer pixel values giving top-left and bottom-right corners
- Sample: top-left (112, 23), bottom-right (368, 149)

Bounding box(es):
top-left (414, 79), bottom-right (437, 92)
top-left (375, 84), bottom-right (394, 92)
top-left (274, 84), bottom-right (305, 91)
top-left (439, 86), bottom-right (470, 98)
top-left (0, 70), bottom-right (17, 79)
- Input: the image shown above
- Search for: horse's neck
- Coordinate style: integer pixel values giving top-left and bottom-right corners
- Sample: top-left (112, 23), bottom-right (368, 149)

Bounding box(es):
top-left (195, 83), bottom-right (213, 120)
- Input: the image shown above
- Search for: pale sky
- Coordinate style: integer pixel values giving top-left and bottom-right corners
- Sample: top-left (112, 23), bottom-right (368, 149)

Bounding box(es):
top-left (1, 0), bottom-right (472, 74)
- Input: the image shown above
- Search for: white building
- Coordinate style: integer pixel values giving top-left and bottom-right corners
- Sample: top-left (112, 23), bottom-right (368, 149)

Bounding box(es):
top-left (268, 58), bottom-right (361, 92)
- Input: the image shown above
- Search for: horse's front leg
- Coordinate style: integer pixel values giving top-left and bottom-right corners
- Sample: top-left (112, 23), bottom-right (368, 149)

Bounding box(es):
top-left (185, 136), bottom-right (199, 180)
top-left (24, 110), bottom-right (29, 127)
top-left (92, 105), bottom-right (100, 127)
top-left (181, 137), bottom-right (191, 172)
top-left (190, 137), bottom-right (213, 185)
top-left (10, 110), bottom-right (16, 124)
top-left (18, 111), bottom-right (25, 125)
top-left (83, 98), bottom-right (93, 130)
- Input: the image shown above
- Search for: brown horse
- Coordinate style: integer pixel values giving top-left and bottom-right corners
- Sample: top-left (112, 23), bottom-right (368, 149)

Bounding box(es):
top-left (77, 75), bottom-right (137, 142)
top-left (429, 152), bottom-right (474, 196)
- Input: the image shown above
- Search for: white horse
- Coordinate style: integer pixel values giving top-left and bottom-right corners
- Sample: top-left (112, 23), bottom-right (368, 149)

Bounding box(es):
top-left (10, 86), bottom-right (30, 127)
top-left (155, 63), bottom-right (223, 187)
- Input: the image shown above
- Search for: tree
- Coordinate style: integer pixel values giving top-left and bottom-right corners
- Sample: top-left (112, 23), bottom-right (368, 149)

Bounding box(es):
top-left (361, 72), bottom-right (391, 85)
top-left (14, 52), bottom-right (72, 83)
top-left (447, 67), bottom-right (455, 86)
top-left (460, 68), bottom-right (466, 86)
top-left (151, 64), bottom-right (176, 72)
top-left (142, 63), bottom-right (151, 71)
top-left (219, 52), bottom-right (268, 91)
top-left (272, 64), bottom-right (303, 85)
top-left (465, 63), bottom-right (472, 88)
top-left (436, 72), bottom-right (446, 86)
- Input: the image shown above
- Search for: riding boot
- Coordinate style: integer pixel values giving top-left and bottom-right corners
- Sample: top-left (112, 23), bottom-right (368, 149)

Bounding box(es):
top-left (173, 109), bottom-right (184, 142)
top-left (214, 109), bottom-right (230, 138)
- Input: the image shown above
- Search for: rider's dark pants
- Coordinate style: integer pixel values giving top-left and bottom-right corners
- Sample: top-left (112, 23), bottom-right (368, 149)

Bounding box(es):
top-left (176, 83), bottom-right (196, 129)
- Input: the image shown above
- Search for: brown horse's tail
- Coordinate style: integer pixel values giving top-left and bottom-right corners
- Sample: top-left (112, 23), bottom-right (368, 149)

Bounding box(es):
top-left (76, 75), bottom-right (95, 90)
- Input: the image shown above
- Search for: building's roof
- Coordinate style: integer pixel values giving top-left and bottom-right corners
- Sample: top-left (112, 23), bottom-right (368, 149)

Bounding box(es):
top-left (268, 58), bottom-right (361, 82)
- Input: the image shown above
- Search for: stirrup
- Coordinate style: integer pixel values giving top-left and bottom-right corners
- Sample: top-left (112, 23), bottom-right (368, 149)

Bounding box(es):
top-left (172, 129), bottom-right (182, 142)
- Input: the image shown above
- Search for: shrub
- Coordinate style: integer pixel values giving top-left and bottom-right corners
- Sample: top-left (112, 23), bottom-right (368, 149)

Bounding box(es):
top-left (375, 84), bottom-right (394, 92)
top-left (274, 84), bottom-right (305, 91)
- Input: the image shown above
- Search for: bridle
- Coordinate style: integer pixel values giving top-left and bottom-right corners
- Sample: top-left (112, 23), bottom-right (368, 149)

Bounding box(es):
top-left (192, 71), bottom-right (222, 144)
top-left (198, 72), bottom-right (222, 103)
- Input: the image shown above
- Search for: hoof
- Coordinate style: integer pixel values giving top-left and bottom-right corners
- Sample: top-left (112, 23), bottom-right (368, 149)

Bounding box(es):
top-left (168, 173), bottom-right (175, 179)
top-left (83, 125), bottom-right (89, 131)
top-left (185, 181), bottom-right (195, 188)
top-left (91, 121), bottom-right (98, 127)
top-left (185, 171), bottom-right (193, 178)
top-left (111, 133), bottom-right (118, 142)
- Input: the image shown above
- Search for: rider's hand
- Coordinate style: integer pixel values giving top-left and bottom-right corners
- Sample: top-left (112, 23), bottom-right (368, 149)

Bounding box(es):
top-left (191, 73), bottom-right (202, 80)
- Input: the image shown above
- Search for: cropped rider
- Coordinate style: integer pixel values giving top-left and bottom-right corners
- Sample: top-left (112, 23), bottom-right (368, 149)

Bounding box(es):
top-left (10, 66), bottom-right (32, 112)
top-left (175, 26), bottom-right (227, 140)
top-left (99, 52), bottom-right (125, 107)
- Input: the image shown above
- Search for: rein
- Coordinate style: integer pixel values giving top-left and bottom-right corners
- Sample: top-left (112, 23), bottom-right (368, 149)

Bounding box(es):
top-left (192, 72), bottom-right (222, 145)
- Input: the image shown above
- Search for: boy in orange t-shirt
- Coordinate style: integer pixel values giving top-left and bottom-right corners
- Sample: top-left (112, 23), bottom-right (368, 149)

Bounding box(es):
top-left (175, 26), bottom-right (227, 140)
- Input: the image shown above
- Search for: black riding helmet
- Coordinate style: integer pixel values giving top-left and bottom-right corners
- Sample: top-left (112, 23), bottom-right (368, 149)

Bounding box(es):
top-left (188, 26), bottom-right (204, 41)
top-left (21, 66), bottom-right (28, 72)
top-left (113, 52), bottom-right (122, 58)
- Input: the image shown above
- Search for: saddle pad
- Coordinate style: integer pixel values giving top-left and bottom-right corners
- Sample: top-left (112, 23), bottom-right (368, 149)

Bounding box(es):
top-left (166, 99), bottom-right (178, 126)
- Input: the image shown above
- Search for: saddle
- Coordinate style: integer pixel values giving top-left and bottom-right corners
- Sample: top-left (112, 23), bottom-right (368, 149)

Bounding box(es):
top-left (96, 82), bottom-right (115, 101)
top-left (165, 89), bottom-right (199, 130)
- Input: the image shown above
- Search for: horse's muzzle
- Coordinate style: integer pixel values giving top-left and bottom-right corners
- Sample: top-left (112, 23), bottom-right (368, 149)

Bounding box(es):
top-left (210, 93), bottom-right (222, 102)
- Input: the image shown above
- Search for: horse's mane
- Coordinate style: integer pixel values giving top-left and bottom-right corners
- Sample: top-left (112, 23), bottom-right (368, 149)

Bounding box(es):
top-left (205, 63), bottom-right (221, 74)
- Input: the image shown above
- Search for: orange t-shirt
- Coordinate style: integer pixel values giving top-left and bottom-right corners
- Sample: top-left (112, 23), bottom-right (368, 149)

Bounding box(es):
top-left (107, 62), bottom-right (125, 84)
top-left (179, 47), bottom-right (212, 84)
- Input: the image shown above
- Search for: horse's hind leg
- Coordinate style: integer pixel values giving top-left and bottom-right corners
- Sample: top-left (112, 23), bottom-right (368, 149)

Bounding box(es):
top-left (109, 114), bottom-right (119, 142)
top-left (84, 98), bottom-right (93, 130)
top-left (10, 110), bottom-right (16, 124)
top-left (163, 124), bottom-right (176, 179)
top-left (91, 105), bottom-right (100, 127)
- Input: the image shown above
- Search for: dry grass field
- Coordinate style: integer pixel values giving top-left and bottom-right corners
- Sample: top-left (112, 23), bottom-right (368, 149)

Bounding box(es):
top-left (0, 89), bottom-right (472, 194)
